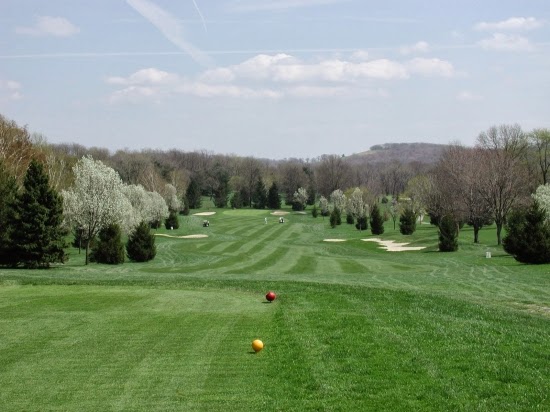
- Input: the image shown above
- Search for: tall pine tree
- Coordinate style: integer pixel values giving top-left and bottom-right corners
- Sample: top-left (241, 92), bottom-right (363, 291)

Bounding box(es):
top-left (0, 161), bottom-right (19, 266)
top-left (369, 204), bottom-right (385, 235)
top-left (186, 177), bottom-right (202, 209)
top-left (11, 159), bottom-right (66, 268)
top-left (127, 221), bottom-right (156, 262)
top-left (267, 182), bottom-right (281, 209)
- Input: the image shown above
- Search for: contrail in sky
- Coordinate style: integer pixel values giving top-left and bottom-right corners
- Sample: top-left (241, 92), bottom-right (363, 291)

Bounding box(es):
top-left (126, 0), bottom-right (212, 66)
top-left (191, 0), bottom-right (208, 33)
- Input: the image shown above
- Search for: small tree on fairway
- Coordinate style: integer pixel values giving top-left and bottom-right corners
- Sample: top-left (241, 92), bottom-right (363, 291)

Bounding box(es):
top-left (399, 207), bottom-right (416, 235)
top-left (346, 213), bottom-right (354, 224)
top-left (438, 214), bottom-right (458, 252)
top-left (165, 210), bottom-right (179, 229)
top-left (355, 215), bottom-right (368, 231)
top-left (503, 201), bottom-right (550, 264)
top-left (267, 182), bottom-right (282, 210)
top-left (90, 223), bottom-right (125, 264)
top-left (311, 204), bottom-right (318, 218)
top-left (369, 204), bottom-right (384, 235)
top-left (11, 159), bottom-right (66, 268)
top-left (126, 221), bottom-right (156, 262)
top-left (319, 196), bottom-right (330, 216)
top-left (329, 208), bottom-right (339, 228)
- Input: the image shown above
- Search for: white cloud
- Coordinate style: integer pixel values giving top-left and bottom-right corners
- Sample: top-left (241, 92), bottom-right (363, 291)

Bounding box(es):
top-left (15, 16), bottom-right (80, 37)
top-left (107, 53), bottom-right (456, 103)
top-left (0, 79), bottom-right (23, 101)
top-left (407, 58), bottom-right (455, 77)
top-left (456, 91), bottom-right (483, 101)
top-left (477, 33), bottom-right (534, 51)
top-left (474, 17), bottom-right (543, 31)
top-left (229, 0), bottom-right (348, 12)
top-left (107, 68), bottom-right (179, 85)
top-left (350, 50), bottom-right (369, 62)
top-left (126, 0), bottom-right (213, 67)
top-left (400, 41), bottom-right (430, 55)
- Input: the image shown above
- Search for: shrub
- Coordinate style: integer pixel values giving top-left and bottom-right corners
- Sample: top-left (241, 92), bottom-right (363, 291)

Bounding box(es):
top-left (399, 207), bottom-right (416, 235)
top-left (503, 201), bottom-right (550, 264)
top-left (329, 209), bottom-right (338, 228)
top-left (90, 224), bottom-right (125, 264)
top-left (355, 216), bottom-right (367, 231)
top-left (370, 204), bottom-right (385, 235)
top-left (127, 221), bottom-right (156, 262)
top-left (346, 213), bottom-right (354, 224)
top-left (311, 204), bottom-right (318, 218)
top-left (438, 214), bottom-right (458, 252)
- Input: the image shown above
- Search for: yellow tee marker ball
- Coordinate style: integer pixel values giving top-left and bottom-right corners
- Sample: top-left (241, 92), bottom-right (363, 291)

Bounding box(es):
top-left (252, 339), bottom-right (264, 352)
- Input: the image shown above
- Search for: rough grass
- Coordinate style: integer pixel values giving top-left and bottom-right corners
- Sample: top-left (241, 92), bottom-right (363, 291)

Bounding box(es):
top-left (0, 207), bottom-right (549, 411)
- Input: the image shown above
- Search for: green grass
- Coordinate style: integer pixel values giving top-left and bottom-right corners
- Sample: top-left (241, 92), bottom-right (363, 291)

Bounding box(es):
top-left (1, 207), bottom-right (549, 411)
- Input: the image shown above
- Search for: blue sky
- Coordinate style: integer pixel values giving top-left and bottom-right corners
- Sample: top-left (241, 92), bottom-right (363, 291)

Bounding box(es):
top-left (1, 0), bottom-right (549, 159)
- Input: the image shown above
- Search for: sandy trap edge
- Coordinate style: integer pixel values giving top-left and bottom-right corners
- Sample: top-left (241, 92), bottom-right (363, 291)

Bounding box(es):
top-left (193, 212), bottom-right (216, 216)
top-left (270, 211), bottom-right (290, 216)
top-left (155, 234), bottom-right (208, 239)
top-left (323, 239), bottom-right (347, 242)
top-left (362, 238), bottom-right (425, 252)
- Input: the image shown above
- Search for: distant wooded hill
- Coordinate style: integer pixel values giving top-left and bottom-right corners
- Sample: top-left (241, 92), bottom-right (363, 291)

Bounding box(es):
top-left (348, 143), bottom-right (449, 164)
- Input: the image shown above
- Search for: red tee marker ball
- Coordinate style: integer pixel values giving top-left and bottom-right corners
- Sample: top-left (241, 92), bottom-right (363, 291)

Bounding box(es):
top-left (266, 291), bottom-right (276, 302)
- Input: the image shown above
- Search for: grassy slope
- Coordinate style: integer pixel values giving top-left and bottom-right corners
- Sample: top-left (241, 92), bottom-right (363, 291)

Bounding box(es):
top-left (0, 207), bottom-right (549, 411)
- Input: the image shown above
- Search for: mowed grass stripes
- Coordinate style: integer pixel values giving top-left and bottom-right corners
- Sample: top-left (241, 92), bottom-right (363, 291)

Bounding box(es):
top-left (1, 207), bottom-right (549, 411)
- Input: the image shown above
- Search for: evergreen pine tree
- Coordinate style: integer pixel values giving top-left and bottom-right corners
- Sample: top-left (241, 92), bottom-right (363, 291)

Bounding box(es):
top-left (346, 213), bottom-right (354, 224)
top-left (503, 201), bottom-right (550, 264)
top-left (0, 161), bottom-right (18, 266)
top-left (355, 215), bottom-right (368, 231)
top-left (252, 178), bottom-right (267, 209)
top-left (10, 159), bottom-right (66, 268)
top-left (399, 207), bottom-right (417, 235)
top-left (438, 214), bottom-right (458, 252)
top-left (126, 221), bottom-right (157, 262)
top-left (90, 223), bottom-right (125, 264)
top-left (267, 182), bottom-right (282, 209)
top-left (186, 177), bottom-right (202, 209)
top-left (370, 204), bottom-right (385, 235)
top-left (164, 210), bottom-right (180, 229)
top-left (230, 191), bottom-right (243, 209)
top-left (311, 204), bottom-right (318, 218)
top-left (212, 169), bottom-right (230, 208)
top-left (329, 208), bottom-right (338, 228)
top-left (181, 196), bottom-right (190, 215)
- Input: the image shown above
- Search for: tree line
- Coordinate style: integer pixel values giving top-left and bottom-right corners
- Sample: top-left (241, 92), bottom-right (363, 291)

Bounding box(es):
top-left (2, 113), bottom-right (550, 265)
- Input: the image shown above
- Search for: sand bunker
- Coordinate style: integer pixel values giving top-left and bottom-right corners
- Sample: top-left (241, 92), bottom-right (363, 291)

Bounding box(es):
top-left (271, 211), bottom-right (290, 216)
top-left (193, 212), bottom-right (216, 216)
top-left (362, 238), bottom-right (426, 252)
top-left (155, 234), bottom-right (208, 239)
top-left (323, 239), bottom-right (347, 242)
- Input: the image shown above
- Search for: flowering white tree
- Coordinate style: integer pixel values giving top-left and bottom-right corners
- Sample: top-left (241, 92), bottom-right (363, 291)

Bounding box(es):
top-left (62, 156), bottom-right (130, 264)
top-left (122, 184), bottom-right (151, 232)
top-left (330, 189), bottom-right (346, 212)
top-left (147, 191), bottom-right (169, 228)
top-left (163, 183), bottom-right (182, 212)
top-left (533, 184), bottom-right (550, 218)
top-left (347, 187), bottom-right (367, 219)
top-left (293, 187), bottom-right (308, 211)
top-left (318, 196), bottom-right (329, 216)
